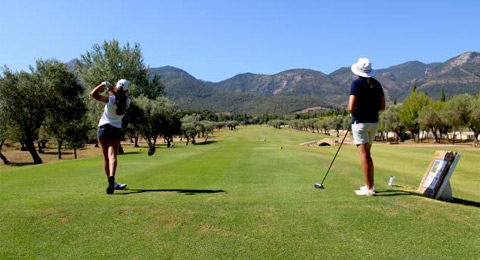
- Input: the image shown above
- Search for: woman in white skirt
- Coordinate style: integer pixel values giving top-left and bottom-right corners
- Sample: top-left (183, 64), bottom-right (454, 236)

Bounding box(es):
top-left (89, 79), bottom-right (131, 194)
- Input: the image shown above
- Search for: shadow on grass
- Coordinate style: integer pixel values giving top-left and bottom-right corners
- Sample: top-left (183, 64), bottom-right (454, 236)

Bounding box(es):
top-left (449, 198), bottom-right (480, 208)
top-left (42, 151), bottom-right (73, 155)
top-left (119, 151), bottom-right (141, 155)
top-left (8, 162), bottom-right (36, 167)
top-left (129, 144), bottom-right (184, 150)
top-left (114, 188), bottom-right (227, 196)
top-left (375, 188), bottom-right (480, 208)
top-left (194, 140), bottom-right (217, 146)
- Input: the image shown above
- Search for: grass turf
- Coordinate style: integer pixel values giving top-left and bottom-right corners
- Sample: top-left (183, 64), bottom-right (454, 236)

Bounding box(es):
top-left (1, 125), bottom-right (479, 259)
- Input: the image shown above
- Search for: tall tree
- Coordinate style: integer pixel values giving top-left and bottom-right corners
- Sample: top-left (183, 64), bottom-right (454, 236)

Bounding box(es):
top-left (181, 114), bottom-right (201, 145)
top-left (198, 121), bottom-right (216, 142)
top-left (76, 40), bottom-right (163, 98)
top-left (305, 118), bottom-right (317, 133)
top-left (398, 90), bottom-right (430, 142)
top-left (418, 101), bottom-right (443, 143)
top-left (128, 96), bottom-right (178, 154)
top-left (37, 60), bottom-right (88, 159)
top-left (440, 88), bottom-right (446, 102)
top-left (0, 105), bottom-right (11, 164)
top-left (156, 97), bottom-right (181, 147)
top-left (0, 60), bottom-right (89, 164)
top-left (441, 94), bottom-right (473, 144)
top-left (316, 117), bottom-right (331, 135)
top-left (469, 98), bottom-right (480, 146)
top-left (342, 115), bottom-right (352, 131)
top-left (380, 105), bottom-right (405, 142)
top-left (0, 68), bottom-right (46, 164)
top-left (329, 115), bottom-right (344, 137)
top-left (65, 119), bottom-right (90, 159)
top-left (226, 120), bottom-right (239, 130)
top-left (75, 40), bottom-right (165, 145)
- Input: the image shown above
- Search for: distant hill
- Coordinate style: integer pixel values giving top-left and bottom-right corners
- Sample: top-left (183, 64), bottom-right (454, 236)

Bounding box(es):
top-left (150, 51), bottom-right (479, 115)
top-left (149, 67), bottom-right (332, 115)
top-left (213, 69), bottom-right (342, 97)
top-left (413, 52), bottom-right (480, 99)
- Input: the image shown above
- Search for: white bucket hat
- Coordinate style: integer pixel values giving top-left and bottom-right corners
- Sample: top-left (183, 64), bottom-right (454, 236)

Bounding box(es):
top-left (351, 58), bottom-right (376, 78)
top-left (116, 79), bottom-right (130, 91)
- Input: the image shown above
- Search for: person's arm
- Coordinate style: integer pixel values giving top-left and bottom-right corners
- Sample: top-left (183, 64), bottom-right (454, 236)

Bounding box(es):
top-left (107, 85), bottom-right (117, 97)
top-left (376, 81), bottom-right (386, 112)
top-left (89, 81), bottom-right (112, 103)
top-left (379, 96), bottom-right (386, 111)
top-left (348, 95), bottom-right (357, 114)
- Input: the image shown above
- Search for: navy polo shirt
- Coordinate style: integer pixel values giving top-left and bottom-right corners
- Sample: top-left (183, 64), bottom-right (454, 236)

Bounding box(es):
top-left (350, 77), bottom-right (384, 123)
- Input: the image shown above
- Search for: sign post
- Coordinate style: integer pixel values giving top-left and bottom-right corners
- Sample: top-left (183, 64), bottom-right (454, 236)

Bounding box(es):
top-left (418, 151), bottom-right (461, 201)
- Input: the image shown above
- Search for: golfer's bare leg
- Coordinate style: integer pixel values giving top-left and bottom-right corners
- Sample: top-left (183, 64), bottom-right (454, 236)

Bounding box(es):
top-left (108, 140), bottom-right (121, 177)
top-left (366, 143), bottom-right (374, 188)
top-left (99, 140), bottom-right (110, 178)
top-left (357, 143), bottom-right (374, 190)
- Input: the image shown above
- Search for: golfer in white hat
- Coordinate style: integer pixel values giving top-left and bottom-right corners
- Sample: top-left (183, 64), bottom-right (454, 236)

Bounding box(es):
top-left (89, 79), bottom-right (131, 194)
top-left (348, 58), bottom-right (385, 196)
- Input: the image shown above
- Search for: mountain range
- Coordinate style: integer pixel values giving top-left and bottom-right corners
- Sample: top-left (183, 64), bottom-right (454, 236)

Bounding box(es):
top-left (152, 51), bottom-right (480, 115)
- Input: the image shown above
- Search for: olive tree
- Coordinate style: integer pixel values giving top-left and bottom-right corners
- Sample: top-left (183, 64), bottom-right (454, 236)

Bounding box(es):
top-left (226, 120), bottom-right (239, 130)
top-left (198, 121), bottom-right (216, 142)
top-left (329, 115), bottom-right (344, 137)
top-left (156, 98), bottom-right (181, 147)
top-left (37, 60), bottom-right (88, 159)
top-left (441, 94), bottom-right (472, 144)
top-left (75, 39), bottom-right (165, 147)
top-left (0, 105), bottom-right (10, 164)
top-left (398, 90), bottom-right (430, 142)
top-left (181, 114), bottom-right (200, 145)
top-left (76, 40), bottom-right (163, 98)
top-left (317, 117), bottom-right (332, 135)
top-left (267, 120), bottom-right (284, 129)
top-left (379, 105), bottom-right (406, 142)
top-left (418, 101), bottom-right (443, 143)
top-left (0, 68), bottom-right (46, 164)
top-left (469, 97), bottom-right (480, 146)
top-left (305, 118), bottom-right (317, 133)
top-left (128, 96), bottom-right (177, 155)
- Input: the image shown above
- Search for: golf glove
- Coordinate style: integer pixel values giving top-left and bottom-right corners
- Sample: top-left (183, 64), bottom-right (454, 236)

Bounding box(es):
top-left (103, 81), bottom-right (112, 88)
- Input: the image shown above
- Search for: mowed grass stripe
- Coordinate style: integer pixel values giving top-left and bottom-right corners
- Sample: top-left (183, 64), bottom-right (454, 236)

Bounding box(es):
top-left (0, 125), bottom-right (479, 259)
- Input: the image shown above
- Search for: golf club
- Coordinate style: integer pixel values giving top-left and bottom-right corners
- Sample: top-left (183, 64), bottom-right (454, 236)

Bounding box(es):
top-left (315, 124), bottom-right (351, 189)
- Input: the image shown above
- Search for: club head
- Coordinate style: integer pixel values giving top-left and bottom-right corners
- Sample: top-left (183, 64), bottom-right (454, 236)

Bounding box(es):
top-left (314, 183), bottom-right (324, 189)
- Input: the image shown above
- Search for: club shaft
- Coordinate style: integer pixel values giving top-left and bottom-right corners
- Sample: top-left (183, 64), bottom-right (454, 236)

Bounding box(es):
top-left (320, 125), bottom-right (351, 185)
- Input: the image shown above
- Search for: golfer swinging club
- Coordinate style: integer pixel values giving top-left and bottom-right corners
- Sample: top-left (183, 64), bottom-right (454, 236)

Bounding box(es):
top-left (349, 58), bottom-right (385, 196)
top-left (89, 79), bottom-right (131, 194)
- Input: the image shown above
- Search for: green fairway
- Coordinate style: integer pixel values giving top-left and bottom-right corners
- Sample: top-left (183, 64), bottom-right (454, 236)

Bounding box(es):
top-left (1, 126), bottom-right (479, 259)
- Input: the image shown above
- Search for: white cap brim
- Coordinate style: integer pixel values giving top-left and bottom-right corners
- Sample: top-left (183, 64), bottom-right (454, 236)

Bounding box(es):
top-left (116, 79), bottom-right (130, 91)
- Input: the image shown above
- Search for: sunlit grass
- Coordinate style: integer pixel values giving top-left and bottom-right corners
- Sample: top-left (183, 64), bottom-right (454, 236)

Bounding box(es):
top-left (1, 126), bottom-right (479, 259)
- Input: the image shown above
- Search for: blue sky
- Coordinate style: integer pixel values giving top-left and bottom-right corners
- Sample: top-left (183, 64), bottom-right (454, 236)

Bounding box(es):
top-left (1, 0), bottom-right (479, 82)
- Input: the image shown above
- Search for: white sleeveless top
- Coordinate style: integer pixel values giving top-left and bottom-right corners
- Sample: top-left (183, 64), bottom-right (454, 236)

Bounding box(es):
top-left (98, 96), bottom-right (131, 128)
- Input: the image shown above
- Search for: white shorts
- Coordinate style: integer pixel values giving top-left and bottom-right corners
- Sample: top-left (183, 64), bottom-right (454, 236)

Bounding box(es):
top-left (351, 122), bottom-right (379, 145)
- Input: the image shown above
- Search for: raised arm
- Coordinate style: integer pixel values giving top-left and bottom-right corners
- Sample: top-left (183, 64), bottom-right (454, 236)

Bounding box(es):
top-left (89, 81), bottom-right (112, 103)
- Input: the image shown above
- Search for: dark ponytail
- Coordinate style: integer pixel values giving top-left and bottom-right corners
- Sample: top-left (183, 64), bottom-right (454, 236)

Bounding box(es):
top-left (115, 88), bottom-right (127, 115)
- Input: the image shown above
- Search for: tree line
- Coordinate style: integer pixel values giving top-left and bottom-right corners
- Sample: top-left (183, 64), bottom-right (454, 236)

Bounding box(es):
top-left (268, 87), bottom-right (480, 146)
top-left (2, 41), bottom-right (478, 165)
top-left (0, 40), bottom-right (241, 165)
top-left (380, 87), bottom-right (480, 145)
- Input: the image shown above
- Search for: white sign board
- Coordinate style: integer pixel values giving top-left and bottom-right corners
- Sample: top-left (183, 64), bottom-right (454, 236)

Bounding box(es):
top-left (418, 151), bottom-right (460, 201)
